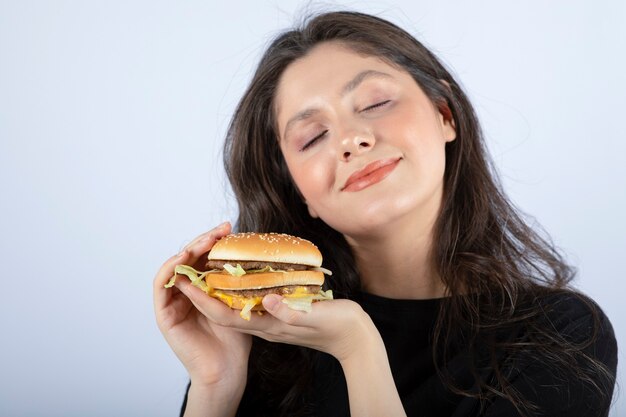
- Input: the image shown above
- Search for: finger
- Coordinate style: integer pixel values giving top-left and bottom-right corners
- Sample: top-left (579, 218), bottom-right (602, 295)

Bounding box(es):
top-left (181, 222), bottom-right (231, 252)
top-left (260, 294), bottom-right (314, 327)
top-left (153, 221), bottom-right (231, 310)
top-left (184, 222), bottom-right (232, 265)
top-left (158, 221), bottom-right (231, 292)
top-left (174, 278), bottom-right (282, 333)
top-left (153, 250), bottom-right (191, 310)
top-left (175, 277), bottom-right (245, 325)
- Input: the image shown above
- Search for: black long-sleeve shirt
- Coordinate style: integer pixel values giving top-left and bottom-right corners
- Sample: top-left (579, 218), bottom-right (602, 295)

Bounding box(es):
top-left (181, 291), bottom-right (617, 416)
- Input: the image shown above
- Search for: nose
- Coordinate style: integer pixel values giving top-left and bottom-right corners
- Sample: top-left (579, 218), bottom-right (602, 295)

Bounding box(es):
top-left (339, 129), bottom-right (375, 162)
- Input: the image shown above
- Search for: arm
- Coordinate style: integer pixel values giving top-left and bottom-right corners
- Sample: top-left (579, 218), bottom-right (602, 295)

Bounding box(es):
top-left (153, 223), bottom-right (252, 417)
top-left (182, 381), bottom-right (242, 417)
top-left (177, 288), bottom-right (408, 417)
top-left (338, 312), bottom-right (407, 417)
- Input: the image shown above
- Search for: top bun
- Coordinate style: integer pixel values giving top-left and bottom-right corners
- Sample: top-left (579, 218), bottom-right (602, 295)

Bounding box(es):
top-left (208, 232), bottom-right (323, 267)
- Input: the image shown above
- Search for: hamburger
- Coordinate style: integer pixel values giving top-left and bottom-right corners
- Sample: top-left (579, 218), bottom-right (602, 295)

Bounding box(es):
top-left (166, 232), bottom-right (333, 320)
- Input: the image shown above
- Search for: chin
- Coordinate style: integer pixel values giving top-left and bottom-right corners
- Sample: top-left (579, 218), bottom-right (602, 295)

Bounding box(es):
top-left (324, 186), bottom-right (443, 238)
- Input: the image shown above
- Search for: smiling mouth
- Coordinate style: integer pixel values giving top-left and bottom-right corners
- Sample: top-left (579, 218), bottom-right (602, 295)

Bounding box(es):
top-left (341, 157), bottom-right (402, 192)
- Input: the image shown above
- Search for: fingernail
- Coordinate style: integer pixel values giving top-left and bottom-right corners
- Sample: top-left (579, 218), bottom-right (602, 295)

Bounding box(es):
top-left (263, 295), bottom-right (280, 311)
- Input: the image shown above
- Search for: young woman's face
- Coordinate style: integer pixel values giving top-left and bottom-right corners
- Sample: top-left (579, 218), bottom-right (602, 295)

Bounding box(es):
top-left (275, 42), bottom-right (456, 237)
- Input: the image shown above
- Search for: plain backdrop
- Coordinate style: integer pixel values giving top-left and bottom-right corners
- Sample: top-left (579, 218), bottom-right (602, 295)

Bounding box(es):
top-left (1, 1), bottom-right (624, 416)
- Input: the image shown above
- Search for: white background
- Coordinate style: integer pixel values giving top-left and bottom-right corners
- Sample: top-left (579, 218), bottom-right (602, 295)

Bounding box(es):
top-left (1, 1), bottom-right (624, 416)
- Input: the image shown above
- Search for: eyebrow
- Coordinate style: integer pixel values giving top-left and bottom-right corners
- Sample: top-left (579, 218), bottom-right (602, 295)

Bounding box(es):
top-left (281, 69), bottom-right (394, 141)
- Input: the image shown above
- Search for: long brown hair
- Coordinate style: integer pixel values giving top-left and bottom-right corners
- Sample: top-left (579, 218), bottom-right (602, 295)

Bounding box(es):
top-left (223, 11), bottom-right (614, 416)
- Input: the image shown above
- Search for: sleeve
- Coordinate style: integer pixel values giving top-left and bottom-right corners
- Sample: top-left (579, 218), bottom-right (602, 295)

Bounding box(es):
top-left (179, 381), bottom-right (190, 417)
top-left (484, 296), bottom-right (618, 417)
top-left (178, 379), bottom-right (267, 417)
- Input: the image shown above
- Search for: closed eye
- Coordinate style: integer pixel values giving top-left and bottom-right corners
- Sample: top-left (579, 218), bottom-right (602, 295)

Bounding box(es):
top-left (362, 100), bottom-right (391, 112)
top-left (300, 130), bottom-right (328, 152)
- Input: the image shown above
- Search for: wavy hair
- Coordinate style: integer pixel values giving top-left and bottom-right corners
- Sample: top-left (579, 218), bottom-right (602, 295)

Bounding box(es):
top-left (222, 11), bottom-right (614, 416)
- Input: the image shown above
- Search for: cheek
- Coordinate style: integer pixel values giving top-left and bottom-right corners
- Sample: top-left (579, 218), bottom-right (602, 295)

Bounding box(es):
top-left (285, 153), bottom-right (335, 201)
top-left (376, 105), bottom-right (423, 140)
top-left (384, 106), bottom-right (446, 150)
top-left (379, 108), bottom-right (448, 181)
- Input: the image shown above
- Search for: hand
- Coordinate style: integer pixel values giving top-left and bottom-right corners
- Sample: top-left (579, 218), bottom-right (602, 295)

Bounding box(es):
top-left (177, 281), bottom-right (379, 364)
top-left (153, 222), bottom-right (252, 398)
top-left (172, 250), bottom-right (406, 417)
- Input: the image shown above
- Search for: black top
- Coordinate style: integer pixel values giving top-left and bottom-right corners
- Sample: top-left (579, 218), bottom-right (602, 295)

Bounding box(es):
top-left (181, 291), bottom-right (617, 416)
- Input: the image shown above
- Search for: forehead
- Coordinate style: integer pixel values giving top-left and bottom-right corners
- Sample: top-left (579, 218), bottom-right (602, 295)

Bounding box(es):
top-left (274, 42), bottom-right (404, 120)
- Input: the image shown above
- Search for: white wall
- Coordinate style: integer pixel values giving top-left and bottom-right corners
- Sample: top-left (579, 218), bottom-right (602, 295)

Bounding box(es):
top-left (1, 1), bottom-right (624, 415)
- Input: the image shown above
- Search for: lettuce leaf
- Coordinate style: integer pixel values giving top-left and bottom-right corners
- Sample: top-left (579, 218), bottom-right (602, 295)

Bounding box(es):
top-left (165, 264), bottom-right (212, 294)
top-left (164, 276), bottom-right (177, 288)
top-left (164, 264), bottom-right (334, 319)
top-left (311, 267), bottom-right (333, 276)
top-left (246, 265), bottom-right (285, 274)
top-left (317, 289), bottom-right (334, 300)
top-left (240, 299), bottom-right (259, 321)
top-left (223, 263), bottom-right (246, 277)
top-left (282, 296), bottom-right (315, 312)
top-left (281, 289), bottom-right (334, 313)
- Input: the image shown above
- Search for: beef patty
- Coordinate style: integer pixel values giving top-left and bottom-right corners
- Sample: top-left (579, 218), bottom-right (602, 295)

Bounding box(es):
top-left (205, 260), bottom-right (310, 271)
top-left (215, 285), bottom-right (321, 297)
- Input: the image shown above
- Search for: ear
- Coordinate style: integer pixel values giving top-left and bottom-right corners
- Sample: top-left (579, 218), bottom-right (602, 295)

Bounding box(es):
top-left (438, 106), bottom-right (456, 143)
top-left (436, 80), bottom-right (456, 143)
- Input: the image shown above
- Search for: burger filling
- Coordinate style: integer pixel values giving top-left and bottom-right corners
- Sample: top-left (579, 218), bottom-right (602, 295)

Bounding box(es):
top-left (216, 285), bottom-right (322, 298)
top-left (206, 260), bottom-right (309, 271)
top-left (166, 264), bottom-right (333, 321)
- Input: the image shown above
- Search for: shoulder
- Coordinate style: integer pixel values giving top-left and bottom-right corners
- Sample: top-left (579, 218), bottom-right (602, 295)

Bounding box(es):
top-left (487, 289), bottom-right (618, 416)
top-left (475, 289), bottom-right (618, 416)
top-left (530, 290), bottom-right (616, 350)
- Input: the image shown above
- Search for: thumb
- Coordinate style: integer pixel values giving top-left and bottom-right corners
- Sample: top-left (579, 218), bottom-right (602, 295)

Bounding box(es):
top-left (262, 294), bottom-right (281, 311)
top-left (262, 294), bottom-right (307, 326)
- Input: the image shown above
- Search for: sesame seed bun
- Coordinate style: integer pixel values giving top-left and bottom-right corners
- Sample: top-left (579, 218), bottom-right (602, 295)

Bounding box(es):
top-left (207, 232), bottom-right (323, 267)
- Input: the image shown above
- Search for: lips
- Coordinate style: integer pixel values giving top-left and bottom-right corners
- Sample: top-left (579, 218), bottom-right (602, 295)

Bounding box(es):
top-left (341, 157), bottom-right (401, 192)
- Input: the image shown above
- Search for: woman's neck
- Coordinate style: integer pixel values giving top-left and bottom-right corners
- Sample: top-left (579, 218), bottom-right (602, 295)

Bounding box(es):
top-left (345, 205), bottom-right (445, 300)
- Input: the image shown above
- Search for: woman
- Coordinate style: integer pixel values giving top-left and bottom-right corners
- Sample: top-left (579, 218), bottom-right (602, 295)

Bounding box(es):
top-left (153, 11), bottom-right (617, 417)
